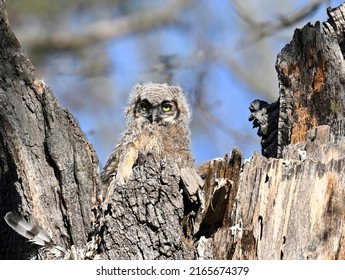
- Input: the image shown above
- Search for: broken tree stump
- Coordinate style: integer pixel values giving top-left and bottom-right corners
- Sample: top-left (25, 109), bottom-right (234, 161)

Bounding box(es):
top-left (238, 3), bottom-right (345, 259)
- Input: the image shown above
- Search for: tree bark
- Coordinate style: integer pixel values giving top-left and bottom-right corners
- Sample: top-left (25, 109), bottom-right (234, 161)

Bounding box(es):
top-left (242, 4), bottom-right (345, 259)
top-left (101, 156), bottom-right (195, 260)
top-left (189, 3), bottom-right (345, 260)
top-left (0, 1), bottom-right (101, 259)
top-left (1, 1), bottom-right (345, 260)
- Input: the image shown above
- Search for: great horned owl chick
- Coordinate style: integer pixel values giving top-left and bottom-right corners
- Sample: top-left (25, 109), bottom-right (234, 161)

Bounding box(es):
top-left (101, 83), bottom-right (203, 207)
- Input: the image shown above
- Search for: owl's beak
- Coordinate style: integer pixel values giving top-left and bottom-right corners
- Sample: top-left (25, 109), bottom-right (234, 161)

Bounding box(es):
top-left (149, 108), bottom-right (159, 123)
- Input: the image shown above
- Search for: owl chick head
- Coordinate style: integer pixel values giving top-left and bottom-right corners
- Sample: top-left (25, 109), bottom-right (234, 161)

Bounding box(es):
top-left (126, 83), bottom-right (191, 128)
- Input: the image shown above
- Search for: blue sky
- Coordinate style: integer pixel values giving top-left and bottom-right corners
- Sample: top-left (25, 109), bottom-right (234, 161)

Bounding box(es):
top-left (44, 0), bottom-right (345, 167)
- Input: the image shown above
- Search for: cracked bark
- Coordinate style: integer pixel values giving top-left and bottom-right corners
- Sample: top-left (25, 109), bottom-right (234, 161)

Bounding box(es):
top-left (102, 157), bottom-right (195, 260)
top-left (0, 1), bottom-right (101, 259)
top-left (241, 4), bottom-right (345, 259)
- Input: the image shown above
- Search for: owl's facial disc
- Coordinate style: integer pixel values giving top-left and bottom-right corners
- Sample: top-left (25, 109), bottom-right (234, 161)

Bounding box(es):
top-left (135, 99), bottom-right (178, 123)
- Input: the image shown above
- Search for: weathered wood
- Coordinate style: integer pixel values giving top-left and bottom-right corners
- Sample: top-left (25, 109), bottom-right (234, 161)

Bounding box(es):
top-left (231, 125), bottom-right (345, 259)
top-left (193, 148), bottom-right (242, 259)
top-left (240, 3), bottom-right (345, 259)
top-left (275, 21), bottom-right (345, 154)
top-left (101, 155), bottom-right (195, 260)
top-left (0, 0), bottom-right (101, 259)
top-left (250, 4), bottom-right (345, 158)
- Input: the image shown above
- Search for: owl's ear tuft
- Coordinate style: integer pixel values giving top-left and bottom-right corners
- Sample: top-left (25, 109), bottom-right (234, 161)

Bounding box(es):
top-left (135, 84), bottom-right (145, 93)
top-left (128, 84), bottom-right (145, 106)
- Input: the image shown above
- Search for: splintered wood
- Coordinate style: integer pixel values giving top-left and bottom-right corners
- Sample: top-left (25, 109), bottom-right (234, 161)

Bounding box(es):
top-left (232, 126), bottom-right (345, 259)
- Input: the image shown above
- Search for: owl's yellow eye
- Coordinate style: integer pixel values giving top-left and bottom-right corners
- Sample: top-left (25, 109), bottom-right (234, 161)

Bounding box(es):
top-left (161, 103), bottom-right (173, 112)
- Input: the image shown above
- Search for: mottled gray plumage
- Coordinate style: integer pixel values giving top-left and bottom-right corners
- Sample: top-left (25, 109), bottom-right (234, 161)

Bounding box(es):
top-left (101, 83), bottom-right (203, 207)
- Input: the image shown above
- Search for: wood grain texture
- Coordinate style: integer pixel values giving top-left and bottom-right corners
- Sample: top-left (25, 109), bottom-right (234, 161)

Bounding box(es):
top-left (231, 125), bottom-right (345, 259)
top-left (101, 155), bottom-right (194, 259)
top-left (0, 0), bottom-right (101, 259)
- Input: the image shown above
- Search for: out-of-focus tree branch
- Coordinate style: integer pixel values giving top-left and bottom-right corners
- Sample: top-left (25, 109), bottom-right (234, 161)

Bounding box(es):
top-left (193, 71), bottom-right (259, 144)
top-left (5, 0), bottom-right (331, 164)
top-left (232, 0), bottom-right (327, 42)
top-left (16, 0), bottom-right (195, 52)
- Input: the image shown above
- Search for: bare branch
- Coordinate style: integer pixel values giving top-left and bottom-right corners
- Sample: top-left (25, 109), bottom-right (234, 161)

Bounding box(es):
top-left (232, 0), bottom-right (326, 42)
top-left (15, 0), bottom-right (195, 52)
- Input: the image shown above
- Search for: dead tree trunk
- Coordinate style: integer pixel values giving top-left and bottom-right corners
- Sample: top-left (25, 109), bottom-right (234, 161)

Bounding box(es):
top-left (0, 1), bottom-right (101, 259)
top-left (232, 5), bottom-right (345, 259)
top-left (186, 3), bottom-right (345, 259)
top-left (1, 1), bottom-right (345, 260)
